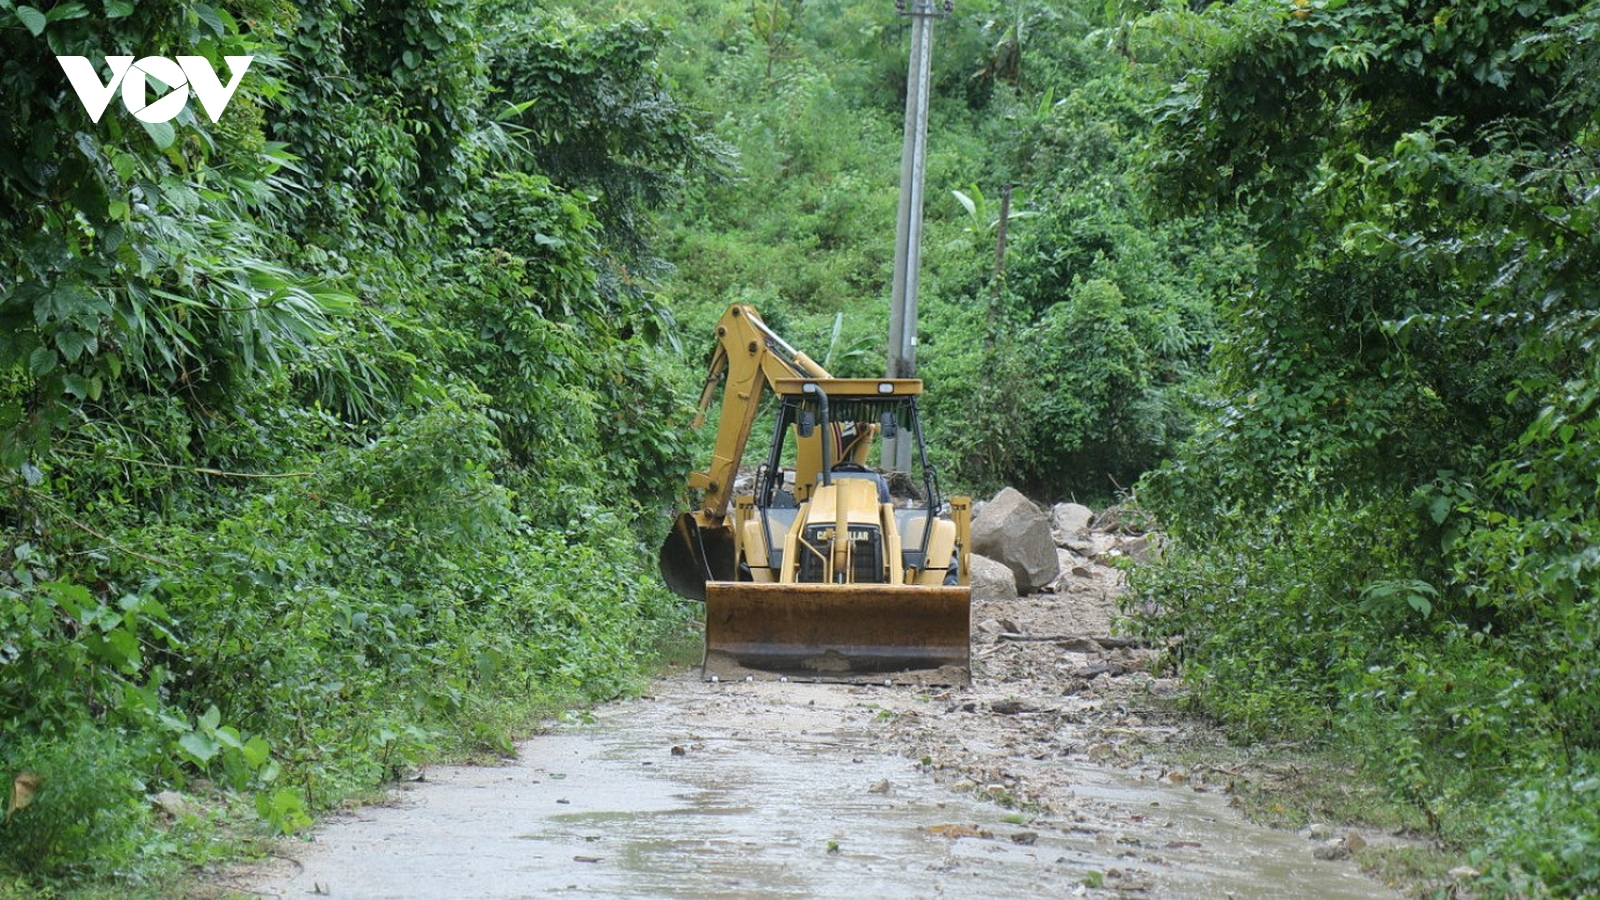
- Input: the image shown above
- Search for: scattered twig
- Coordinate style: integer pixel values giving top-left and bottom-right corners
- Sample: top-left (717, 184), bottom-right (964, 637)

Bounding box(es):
top-left (1191, 762), bottom-right (1247, 779)
top-left (23, 488), bottom-right (179, 569)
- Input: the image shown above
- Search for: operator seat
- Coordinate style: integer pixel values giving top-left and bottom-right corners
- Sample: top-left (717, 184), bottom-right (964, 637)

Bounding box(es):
top-left (830, 462), bottom-right (891, 503)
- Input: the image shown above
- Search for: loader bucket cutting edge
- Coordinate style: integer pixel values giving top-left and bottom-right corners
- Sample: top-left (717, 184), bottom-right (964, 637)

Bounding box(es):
top-left (658, 514), bottom-right (737, 602)
top-left (703, 582), bottom-right (970, 682)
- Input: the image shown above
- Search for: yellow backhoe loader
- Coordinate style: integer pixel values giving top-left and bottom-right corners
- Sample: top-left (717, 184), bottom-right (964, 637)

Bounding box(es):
top-left (659, 304), bottom-right (972, 682)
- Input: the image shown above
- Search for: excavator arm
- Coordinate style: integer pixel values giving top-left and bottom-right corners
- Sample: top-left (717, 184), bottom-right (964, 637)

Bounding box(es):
top-left (684, 304), bottom-right (829, 520)
top-left (661, 304), bottom-right (855, 600)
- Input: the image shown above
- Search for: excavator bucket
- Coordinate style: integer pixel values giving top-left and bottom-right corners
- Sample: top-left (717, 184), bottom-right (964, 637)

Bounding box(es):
top-left (703, 582), bottom-right (970, 683)
top-left (658, 514), bottom-right (737, 602)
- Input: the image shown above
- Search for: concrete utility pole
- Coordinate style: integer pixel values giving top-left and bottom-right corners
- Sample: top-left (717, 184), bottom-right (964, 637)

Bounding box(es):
top-left (885, 0), bottom-right (951, 472)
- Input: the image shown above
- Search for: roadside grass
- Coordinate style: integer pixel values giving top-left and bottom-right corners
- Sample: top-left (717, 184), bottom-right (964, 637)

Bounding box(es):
top-left (1, 618), bottom-right (702, 900)
top-left (1152, 723), bottom-right (1477, 899)
top-left (439, 619), bottom-right (704, 767)
top-left (1219, 747), bottom-right (1471, 896)
top-left (0, 790), bottom-right (266, 900)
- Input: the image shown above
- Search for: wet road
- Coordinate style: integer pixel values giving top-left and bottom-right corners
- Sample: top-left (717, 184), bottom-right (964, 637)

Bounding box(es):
top-left (248, 676), bottom-right (1395, 899)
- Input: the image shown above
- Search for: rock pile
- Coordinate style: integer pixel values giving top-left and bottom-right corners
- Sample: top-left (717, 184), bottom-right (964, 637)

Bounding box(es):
top-left (970, 487), bottom-right (1059, 593)
top-left (969, 487), bottom-right (1159, 596)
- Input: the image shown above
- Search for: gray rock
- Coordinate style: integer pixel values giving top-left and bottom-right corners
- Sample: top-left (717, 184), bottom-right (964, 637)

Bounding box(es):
top-left (152, 790), bottom-right (198, 820)
top-left (971, 488), bottom-right (1059, 593)
top-left (1051, 502), bottom-right (1094, 540)
top-left (1312, 840), bottom-right (1351, 861)
top-left (1118, 534), bottom-right (1148, 563)
top-left (1049, 548), bottom-right (1092, 589)
top-left (975, 616), bottom-right (1021, 635)
top-left (968, 553), bottom-right (1019, 608)
top-left (1118, 533), bottom-right (1164, 564)
top-left (1085, 532), bottom-right (1120, 560)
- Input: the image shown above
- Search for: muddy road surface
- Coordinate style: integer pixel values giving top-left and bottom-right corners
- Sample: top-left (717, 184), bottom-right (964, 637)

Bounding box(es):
top-left (242, 533), bottom-right (1398, 899)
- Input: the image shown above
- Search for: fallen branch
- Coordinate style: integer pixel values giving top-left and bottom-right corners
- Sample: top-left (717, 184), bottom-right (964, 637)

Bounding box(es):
top-left (995, 633), bottom-right (1158, 649)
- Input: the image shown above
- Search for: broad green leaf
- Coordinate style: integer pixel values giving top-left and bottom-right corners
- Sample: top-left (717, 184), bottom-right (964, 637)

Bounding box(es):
top-left (215, 725), bottom-right (245, 751)
top-left (193, 2), bottom-right (223, 34)
top-left (158, 711), bottom-right (192, 733)
top-left (28, 347), bottom-right (56, 376)
top-left (140, 119), bottom-right (176, 150)
top-left (111, 151), bottom-right (137, 180)
top-left (1, 440), bottom-right (25, 470)
top-left (179, 731), bottom-right (220, 765)
top-left (45, 2), bottom-right (86, 21)
top-left (55, 329), bottom-right (89, 363)
top-left (1428, 494), bottom-right (1450, 525)
top-left (14, 6), bottom-right (46, 35)
top-left (951, 188), bottom-right (977, 217)
top-left (256, 787), bottom-right (311, 834)
top-left (103, 628), bottom-right (142, 671)
top-left (242, 735), bottom-right (271, 769)
top-left (45, 581), bottom-right (94, 615)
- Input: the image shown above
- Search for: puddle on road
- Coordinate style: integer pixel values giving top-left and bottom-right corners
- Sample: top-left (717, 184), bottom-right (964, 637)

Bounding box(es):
top-left (251, 680), bottom-right (1393, 899)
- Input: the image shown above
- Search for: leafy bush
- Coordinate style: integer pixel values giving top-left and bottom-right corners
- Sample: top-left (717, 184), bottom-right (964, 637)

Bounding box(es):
top-left (1, 0), bottom-right (702, 887)
top-left (1477, 758), bottom-right (1600, 899)
top-left (0, 725), bottom-right (149, 880)
top-left (1131, 0), bottom-right (1600, 890)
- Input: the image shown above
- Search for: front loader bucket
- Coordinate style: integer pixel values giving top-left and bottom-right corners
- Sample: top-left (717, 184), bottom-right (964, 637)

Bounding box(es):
top-left (703, 582), bottom-right (970, 684)
top-left (658, 514), bottom-right (737, 602)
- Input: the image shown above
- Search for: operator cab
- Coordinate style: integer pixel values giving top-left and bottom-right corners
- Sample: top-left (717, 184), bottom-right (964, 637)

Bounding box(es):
top-left (745, 379), bottom-right (956, 587)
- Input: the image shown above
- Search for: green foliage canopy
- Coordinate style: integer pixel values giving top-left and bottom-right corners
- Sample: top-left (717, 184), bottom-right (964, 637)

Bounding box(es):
top-left (1, 0), bottom-right (706, 885)
top-left (1136, 0), bottom-right (1600, 891)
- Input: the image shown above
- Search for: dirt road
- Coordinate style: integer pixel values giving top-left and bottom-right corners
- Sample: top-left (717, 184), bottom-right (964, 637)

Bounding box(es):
top-left (239, 547), bottom-right (1397, 899)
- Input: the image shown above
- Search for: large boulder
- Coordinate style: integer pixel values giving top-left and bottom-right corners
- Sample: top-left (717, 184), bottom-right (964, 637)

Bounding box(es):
top-left (967, 553), bottom-right (1019, 609)
top-left (971, 487), bottom-right (1059, 594)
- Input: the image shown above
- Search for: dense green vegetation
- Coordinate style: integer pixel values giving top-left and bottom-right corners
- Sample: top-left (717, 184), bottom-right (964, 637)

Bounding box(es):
top-left (3, 0), bottom-right (1598, 896)
top-left (618, 0), bottom-right (1235, 499)
top-left (0, 0), bottom-right (701, 888)
top-left (1132, 1), bottom-right (1600, 894)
